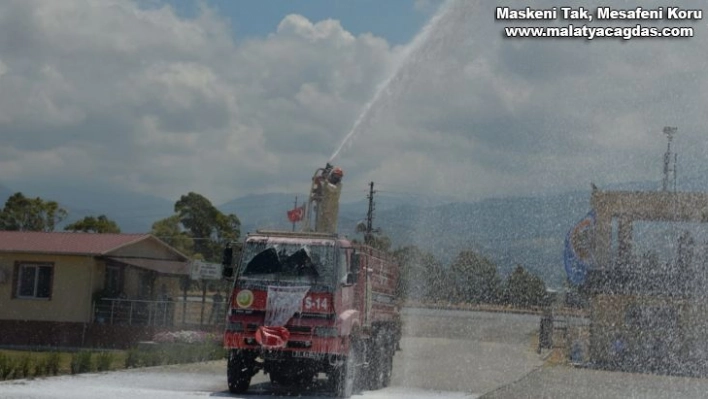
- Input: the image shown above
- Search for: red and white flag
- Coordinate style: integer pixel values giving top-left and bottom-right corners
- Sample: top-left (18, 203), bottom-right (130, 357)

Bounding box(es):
top-left (287, 204), bottom-right (305, 223)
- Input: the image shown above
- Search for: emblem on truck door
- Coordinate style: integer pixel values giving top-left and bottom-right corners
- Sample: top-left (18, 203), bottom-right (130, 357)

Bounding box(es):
top-left (236, 290), bottom-right (254, 308)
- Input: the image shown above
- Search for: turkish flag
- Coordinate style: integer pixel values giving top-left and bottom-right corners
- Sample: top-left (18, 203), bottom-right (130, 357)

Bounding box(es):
top-left (287, 205), bottom-right (305, 223)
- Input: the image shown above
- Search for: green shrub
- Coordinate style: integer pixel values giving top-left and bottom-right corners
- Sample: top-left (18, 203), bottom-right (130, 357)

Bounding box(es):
top-left (95, 351), bottom-right (113, 372)
top-left (70, 351), bottom-right (93, 374)
top-left (146, 350), bottom-right (162, 367)
top-left (34, 357), bottom-right (48, 377)
top-left (181, 345), bottom-right (197, 363)
top-left (17, 355), bottom-right (31, 378)
top-left (0, 354), bottom-right (13, 380)
top-left (46, 352), bottom-right (61, 376)
top-left (125, 349), bottom-right (143, 368)
top-left (123, 341), bottom-right (224, 370)
top-left (162, 348), bottom-right (177, 365)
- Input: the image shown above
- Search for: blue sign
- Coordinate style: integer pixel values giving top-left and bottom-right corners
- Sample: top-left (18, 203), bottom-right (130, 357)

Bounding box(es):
top-left (564, 210), bottom-right (595, 285)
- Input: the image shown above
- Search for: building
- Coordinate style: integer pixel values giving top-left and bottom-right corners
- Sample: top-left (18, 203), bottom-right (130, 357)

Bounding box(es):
top-left (584, 190), bottom-right (708, 375)
top-left (0, 231), bottom-right (190, 348)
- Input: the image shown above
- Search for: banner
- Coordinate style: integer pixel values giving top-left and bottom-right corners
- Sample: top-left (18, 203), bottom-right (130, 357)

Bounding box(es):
top-left (564, 210), bottom-right (595, 285)
top-left (287, 204), bottom-right (306, 223)
top-left (264, 285), bottom-right (310, 327)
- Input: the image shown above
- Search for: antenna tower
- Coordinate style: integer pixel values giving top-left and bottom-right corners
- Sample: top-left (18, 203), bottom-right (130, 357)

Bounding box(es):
top-left (364, 181), bottom-right (379, 245)
top-left (662, 126), bottom-right (677, 192)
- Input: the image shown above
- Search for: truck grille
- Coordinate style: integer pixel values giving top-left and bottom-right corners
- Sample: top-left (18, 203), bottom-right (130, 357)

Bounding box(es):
top-left (237, 323), bottom-right (311, 334)
top-left (287, 340), bottom-right (312, 349)
top-left (287, 325), bottom-right (312, 334)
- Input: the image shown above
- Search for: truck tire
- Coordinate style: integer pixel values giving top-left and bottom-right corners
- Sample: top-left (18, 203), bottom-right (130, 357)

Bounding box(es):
top-left (381, 346), bottom-right (393, 388)
top-left (368, 334), bottom-right (393, 390)
top-left (227, 350), bottom-right (252, 394)
top-left (332, 339), bottom-right (361, 398)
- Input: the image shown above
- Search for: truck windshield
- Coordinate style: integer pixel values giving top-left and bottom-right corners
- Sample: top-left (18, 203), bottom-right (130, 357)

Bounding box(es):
top-left (238, 240), bottom-right (336, 285)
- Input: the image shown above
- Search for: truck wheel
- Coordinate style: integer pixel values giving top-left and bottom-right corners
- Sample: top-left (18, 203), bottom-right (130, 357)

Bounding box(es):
top-left (368, 335), bottom-right (393, 390)
top-left (227, 350), bottom-right (252, 394)
top-left (366, 338), bottom-right (382, 390)
top-left (332, 339), bottom-right (361, 398)
top-left (381, 346), bottom-right (393, 388)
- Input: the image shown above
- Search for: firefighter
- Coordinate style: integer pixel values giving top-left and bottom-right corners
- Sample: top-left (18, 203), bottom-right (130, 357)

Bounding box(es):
top-left (316, 166), bottom-right (343, 233)
top-left (310, 165), bottom-right (343, 200)
top-left (328, 167), bottom-right (343, 185)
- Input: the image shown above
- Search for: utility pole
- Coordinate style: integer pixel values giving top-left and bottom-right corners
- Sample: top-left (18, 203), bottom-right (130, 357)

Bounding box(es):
top-left (365, 182), bottom-right (376, 245)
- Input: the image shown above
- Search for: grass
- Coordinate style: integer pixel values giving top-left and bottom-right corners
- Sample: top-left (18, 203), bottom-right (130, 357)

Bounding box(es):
top-left (0, 350), bottom-right (128, 380)
top-left (70, 351), bottom-right (93, 374)
top-left (0, 342), bottom-right (224, 381)
top-left (124, 342), bottom-right (226, 368)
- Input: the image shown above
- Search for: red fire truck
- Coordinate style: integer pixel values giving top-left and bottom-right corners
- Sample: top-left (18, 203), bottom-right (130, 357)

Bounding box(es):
top-left (221, 165), bottom-right (401, 397)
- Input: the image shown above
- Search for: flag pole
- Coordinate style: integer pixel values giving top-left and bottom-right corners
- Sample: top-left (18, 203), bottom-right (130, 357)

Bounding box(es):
top-left (292, 196), bottom-right (298, 232)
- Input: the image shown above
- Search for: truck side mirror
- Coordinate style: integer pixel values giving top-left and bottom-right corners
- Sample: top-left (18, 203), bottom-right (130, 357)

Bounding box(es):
top-left (222, 247), bottom-right (234, 279)
top-left (346, 272), bottom-right (357, 285)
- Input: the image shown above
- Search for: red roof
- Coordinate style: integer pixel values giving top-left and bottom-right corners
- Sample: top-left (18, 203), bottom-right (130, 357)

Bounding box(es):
top-left (0, 231), bottom-right (151, 255)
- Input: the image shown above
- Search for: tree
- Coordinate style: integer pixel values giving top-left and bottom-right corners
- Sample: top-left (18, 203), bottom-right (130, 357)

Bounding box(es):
top-left (151, 215), bottom-right (195, 257)
top-left (449, 250), bottom-right (502, 304)
top-left (64, 215), bottom-right (121, 233)
top-left (504, 265), bottom-right (547, 308)
top-left (171, 192), bottom-right (240, 262)
top-left (368, 234), bottom-right (392, 252)
top-left (394, 246), bottom-right (426, 300)
top-left (0, 192), bottom-right (68, 232)
top-left (425, 255), bottom-right (455, 303)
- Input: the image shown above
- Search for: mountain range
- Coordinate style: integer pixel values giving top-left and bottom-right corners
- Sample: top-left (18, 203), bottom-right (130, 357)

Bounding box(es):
top-left (2, 177), bottom-right (706, 289)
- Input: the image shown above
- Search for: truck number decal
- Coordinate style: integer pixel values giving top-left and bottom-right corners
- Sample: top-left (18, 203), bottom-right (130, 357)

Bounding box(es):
top-left (304, 296), bottom-right (329, 311)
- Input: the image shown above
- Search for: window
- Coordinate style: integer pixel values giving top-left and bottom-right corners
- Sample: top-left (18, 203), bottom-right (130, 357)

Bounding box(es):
top-left (105, 265), bottom-right (122, 296)
top-left (338, 248), bottom-right (350, 284)
top-left (15, 263), bottom-right (53, 299)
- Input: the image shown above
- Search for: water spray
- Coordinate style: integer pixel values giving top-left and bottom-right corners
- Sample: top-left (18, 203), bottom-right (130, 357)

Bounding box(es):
top-left (327, 0), bottom-right (458, 164)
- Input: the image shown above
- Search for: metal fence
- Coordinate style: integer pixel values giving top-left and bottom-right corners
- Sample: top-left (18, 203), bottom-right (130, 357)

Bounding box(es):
top-left (93, 297), bottom-right (228, 327)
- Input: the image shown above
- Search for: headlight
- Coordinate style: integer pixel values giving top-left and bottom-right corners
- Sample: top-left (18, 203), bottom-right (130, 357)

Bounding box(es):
top-left (314, 326), bottom-right (338, 337)
top-left (228, 322), bottom-right (244, 332)
top-left (235, 290), bottom-right (254, 308)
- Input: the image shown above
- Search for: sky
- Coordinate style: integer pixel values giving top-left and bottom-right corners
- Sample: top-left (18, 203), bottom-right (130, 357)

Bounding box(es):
top-left (1, 0), bottom-right (707, 205)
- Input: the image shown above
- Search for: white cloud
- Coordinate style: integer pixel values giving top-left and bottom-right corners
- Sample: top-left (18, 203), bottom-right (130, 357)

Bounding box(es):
top-left (0, 0), bottom-right (394, 203)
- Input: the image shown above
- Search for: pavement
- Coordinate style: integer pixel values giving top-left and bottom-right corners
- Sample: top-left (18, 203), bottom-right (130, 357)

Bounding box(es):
top-left (482, 360), bottom-right (708, 399)
top-left (9, 309), bottom-right (708, 398)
